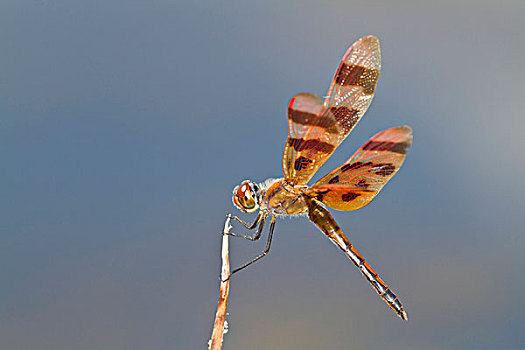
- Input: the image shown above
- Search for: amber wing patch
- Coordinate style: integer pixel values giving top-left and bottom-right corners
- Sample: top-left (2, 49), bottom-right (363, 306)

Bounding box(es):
top-left (283, 93), bottom-right (343, 184)
top-left (310, 126), bottom-right (412, 211)
top-left (283, 36), bottom-right (382, 185)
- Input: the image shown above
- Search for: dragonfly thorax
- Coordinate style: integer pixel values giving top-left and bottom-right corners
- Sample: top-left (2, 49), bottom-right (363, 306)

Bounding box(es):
top-left (232, 180), bottom-right (260, 213)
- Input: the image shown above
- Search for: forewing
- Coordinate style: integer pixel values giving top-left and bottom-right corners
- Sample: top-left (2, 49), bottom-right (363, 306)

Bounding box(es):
top-left (283, 36), bottom-right (382, 185)
top-left (324, 35), bottom-right (381, 139)
top-left (282, 93), bottom-right (343, 184)
top-left (310, 126), bottom-right (412, 211)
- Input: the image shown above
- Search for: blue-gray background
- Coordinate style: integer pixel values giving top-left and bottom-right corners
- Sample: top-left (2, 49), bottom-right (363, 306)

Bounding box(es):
top-left (2, 1), bottom-right (524, 349)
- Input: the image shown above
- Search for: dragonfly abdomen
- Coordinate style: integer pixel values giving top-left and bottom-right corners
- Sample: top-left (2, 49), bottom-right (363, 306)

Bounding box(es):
top-left (305, 197), bottom-right (408, 321)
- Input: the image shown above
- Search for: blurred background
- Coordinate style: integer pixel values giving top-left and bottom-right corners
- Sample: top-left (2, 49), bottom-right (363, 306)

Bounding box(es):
top-left (2, 1), bottom-right (524, 349)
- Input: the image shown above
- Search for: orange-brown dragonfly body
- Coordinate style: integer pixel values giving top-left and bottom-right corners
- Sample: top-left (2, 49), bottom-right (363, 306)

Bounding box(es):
top-left (229, 36), bottom-right (411, 321)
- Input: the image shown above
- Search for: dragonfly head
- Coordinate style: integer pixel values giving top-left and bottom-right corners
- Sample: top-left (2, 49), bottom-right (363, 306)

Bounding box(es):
top-left (232, 180), bottom-right (260, 213)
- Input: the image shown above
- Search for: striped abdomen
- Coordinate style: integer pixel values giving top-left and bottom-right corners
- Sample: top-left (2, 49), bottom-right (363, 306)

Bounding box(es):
top-left (305, 197), bottom-right (408, 321)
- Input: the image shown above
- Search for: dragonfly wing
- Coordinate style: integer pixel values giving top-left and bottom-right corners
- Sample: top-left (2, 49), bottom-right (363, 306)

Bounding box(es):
top-left (283, 93), bottom-right (343, 185)
top-left (306, 184), bottom-right (377, 211)
top-left (310, 126), bottom-right (412, 211)
top-left (305, 197), bottom-right (408, 321)
top-left (283, 36), bottom-right (382, 185)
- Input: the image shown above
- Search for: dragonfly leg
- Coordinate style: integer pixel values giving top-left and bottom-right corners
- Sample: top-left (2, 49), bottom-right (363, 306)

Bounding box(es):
top-left (224, 215), bottom-right (276, 280)
top-left (226, 213), bottom-right (267, 241)
top-left (228, 212), bottom-right (261, 230)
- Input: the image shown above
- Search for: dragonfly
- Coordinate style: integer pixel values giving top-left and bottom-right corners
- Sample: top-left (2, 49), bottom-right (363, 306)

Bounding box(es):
top-left (228, 35), bottom-right (411, 321)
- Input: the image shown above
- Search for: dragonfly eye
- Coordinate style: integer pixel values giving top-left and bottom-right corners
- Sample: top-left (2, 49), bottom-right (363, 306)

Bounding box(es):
top-left (232, 180), bottom-right (259, 213)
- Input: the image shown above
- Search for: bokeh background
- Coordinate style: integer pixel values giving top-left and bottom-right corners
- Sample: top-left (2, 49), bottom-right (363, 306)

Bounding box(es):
top-left (2, 1), bottom-right (524, 349)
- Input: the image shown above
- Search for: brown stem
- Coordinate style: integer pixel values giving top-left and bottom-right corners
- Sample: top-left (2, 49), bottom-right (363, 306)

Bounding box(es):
top-left (208, 217), bottom-right (231, 350)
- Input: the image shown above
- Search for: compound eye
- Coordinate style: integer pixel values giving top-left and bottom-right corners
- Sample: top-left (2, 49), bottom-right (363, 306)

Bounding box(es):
top-left (232, 181), bottom-right (259, 213)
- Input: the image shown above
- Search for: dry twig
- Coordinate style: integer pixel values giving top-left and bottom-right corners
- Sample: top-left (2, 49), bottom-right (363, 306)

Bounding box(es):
top-left (208, 216), bottom-right (231, 350)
